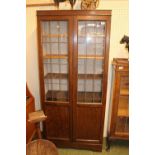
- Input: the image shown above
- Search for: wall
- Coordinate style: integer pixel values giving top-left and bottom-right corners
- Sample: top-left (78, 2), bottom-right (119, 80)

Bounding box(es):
top-left (26, 0), bottom-right (128, 137)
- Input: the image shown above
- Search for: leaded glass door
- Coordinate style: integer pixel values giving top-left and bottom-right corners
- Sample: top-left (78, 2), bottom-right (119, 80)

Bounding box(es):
top-left (73, 16), bottom-right (110, 143)
top-left (41, 20), bottom-right (69, 102)
top-left (77, 20), bottom-right (105, 104)
top-left (38, 16), bottom-right (73, 141)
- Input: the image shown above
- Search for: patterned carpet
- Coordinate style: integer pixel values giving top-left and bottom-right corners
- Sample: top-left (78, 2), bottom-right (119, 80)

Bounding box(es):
top-left (58, 141), bottom-right (129, 155)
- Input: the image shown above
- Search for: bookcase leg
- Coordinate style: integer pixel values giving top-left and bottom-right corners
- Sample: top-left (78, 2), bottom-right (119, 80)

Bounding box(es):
top-left (105, 137), bottom-right (110, 151)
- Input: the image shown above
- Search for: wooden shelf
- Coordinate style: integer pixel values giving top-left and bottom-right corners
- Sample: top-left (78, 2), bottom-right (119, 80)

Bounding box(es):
top-left (78, 74), bottom-right (102, 79)
top-left (44, 73), bottom-right (68, 79)
top-left (78, 42), bottom-right (103, 44)
top-left (42, 41), bottom-right (68, 43)
top-left (115, 132), bottom-right (129, 136)
top-left (120, 88), bottom-right (129, 96)
top-left (46, 90), bottom-right (68, 102)
top-left (46, 90), bottom-right (102, 103)
top-left (78, 92), bottom-right (102, 103)
top-left (42, 34), bottom-right (67, 38)
top-left (43, 54), bottom-right (68, 59)
top-left (79, 34), bottom-right (105, 37)
top-left (43, 54), bottom-right (104, 60)
top-left (78, 55), bottom-right (104, 60)
top-left (117, 108), bottom-right (129, 117)
top-left (44, 73), bottom-right (102, 79)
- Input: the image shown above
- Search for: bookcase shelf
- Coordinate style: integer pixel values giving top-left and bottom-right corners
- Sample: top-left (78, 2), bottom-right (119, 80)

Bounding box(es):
top-left (43, 54), bottom-right (104, 60)
top-left (117, 108), bottom-right (129, 117)
top-left (46, 90), bottom-right (102, 103)
top-left (120, 88), bottom-right (129, 96)
top-left (42, 33), bottom-right (68, 38)
top-left (44, 73), bottom-right (102, 79)
top-left (78, 55), bottom-right (104, 60)
top-left (78, 34), bottom-right (105, 37)
top-left (43, 54), bottom-right (68, 59)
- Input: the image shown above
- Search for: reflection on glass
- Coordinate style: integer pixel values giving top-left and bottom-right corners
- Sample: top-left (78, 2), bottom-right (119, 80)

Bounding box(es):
top-left (115, 76), bottom-right (129, 134)
top-left (77, 21), bottom-right (105, 104)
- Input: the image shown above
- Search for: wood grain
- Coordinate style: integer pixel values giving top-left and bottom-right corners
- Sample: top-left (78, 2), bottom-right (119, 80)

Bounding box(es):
top-left (37, 10), bottom-right (111, 151)
top-left (26, 139), bottom-right (59, 155)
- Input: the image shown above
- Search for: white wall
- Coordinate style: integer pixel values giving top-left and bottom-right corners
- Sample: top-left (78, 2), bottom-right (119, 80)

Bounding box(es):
top-left (26, 0), bottom-right (128, 137)
top-left (97, 0), bottom-right (129, 137)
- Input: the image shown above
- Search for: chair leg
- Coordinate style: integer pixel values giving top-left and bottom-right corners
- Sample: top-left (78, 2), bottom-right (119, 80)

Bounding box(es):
top-left (35, 122), bottom-right (42, 139)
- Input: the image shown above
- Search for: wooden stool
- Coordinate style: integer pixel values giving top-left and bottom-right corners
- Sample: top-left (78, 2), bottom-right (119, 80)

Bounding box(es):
top-left (26, 139), bottom-right (59, 155)
top-left (28, 110), bottom-right (47, 139)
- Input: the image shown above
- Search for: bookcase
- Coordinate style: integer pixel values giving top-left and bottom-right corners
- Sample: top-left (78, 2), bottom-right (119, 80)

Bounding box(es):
top-left (37, 10), bottom-right (111, 151)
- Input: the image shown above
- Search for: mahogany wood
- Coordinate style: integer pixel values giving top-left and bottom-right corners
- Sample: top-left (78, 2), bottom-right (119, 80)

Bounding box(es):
top-left (45, 105), bottom-right (70, 140)
top-left (44, 73), bottom-right (102, 79)
top-left (75, 106), bottom-right (102, 141)
top-left (37, 10), bottom-right (112, 16)
top-left (37, 10), bottom-right (111, 151)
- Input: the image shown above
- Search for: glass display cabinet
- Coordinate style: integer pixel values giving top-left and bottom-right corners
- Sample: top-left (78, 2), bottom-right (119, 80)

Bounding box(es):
top-left (37, 10), bottom-right (111, 151)
top-left (107, 58), bottom-right (129, 149)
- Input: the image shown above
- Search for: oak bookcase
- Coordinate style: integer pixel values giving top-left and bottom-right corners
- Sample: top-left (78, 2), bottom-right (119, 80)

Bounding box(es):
top-left (37, 10), bottom-right (111, 151)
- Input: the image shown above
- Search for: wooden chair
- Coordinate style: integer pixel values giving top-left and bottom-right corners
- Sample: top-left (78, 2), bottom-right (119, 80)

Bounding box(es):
top-left (26, 139), bottom-right (59, 155)
top-left (28, 110), bottom-right (47, 139)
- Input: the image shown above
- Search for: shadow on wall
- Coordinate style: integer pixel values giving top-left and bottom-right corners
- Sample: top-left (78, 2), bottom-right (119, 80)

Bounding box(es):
top-left (27, 28), bottom-right (41, 110)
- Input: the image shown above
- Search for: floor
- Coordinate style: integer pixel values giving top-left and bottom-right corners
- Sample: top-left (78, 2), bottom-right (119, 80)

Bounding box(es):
top-left (58, 141), bottom-right (129, 155)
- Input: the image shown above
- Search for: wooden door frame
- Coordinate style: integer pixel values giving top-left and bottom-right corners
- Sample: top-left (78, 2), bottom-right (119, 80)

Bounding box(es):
top-left (72, 14), bottom-right (111, 143)
top-left (37, 15), bottom-right (74, 141)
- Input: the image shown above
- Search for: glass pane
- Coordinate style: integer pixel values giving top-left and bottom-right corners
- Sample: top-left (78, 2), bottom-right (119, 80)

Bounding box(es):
top-left (77, 21), bottom-right (105, 104)
top-left (115, 117), bottom-right (129, 133)
top-left (115, 75), bottom-right (129, 134)
top-left (41, 21), bottom-right (69, 102)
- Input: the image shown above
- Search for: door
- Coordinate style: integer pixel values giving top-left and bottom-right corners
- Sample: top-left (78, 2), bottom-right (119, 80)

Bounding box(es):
top-left (114, 72), bottom-right (129, 138)
top-left (37, 16), bottom-right (73, 142)
top-left (73, 16), bottom-right (111, 144)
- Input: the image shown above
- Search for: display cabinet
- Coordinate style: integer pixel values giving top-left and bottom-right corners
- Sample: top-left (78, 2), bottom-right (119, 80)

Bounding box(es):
top-left (37, 10), bottom-right (111, 151)
top-left (107, 58), bottom-right (129, 149)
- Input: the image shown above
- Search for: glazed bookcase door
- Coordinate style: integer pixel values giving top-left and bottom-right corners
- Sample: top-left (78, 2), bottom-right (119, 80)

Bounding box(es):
top-left (38, 16), bottom-right (73, 142)
top-left (73, 16), bottom-right (110, 146)
top-left (41, 20), bottom-right (69, 102)
top-left (77, 20), bottom-right (105, 104)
